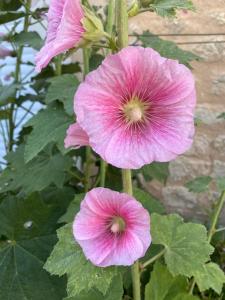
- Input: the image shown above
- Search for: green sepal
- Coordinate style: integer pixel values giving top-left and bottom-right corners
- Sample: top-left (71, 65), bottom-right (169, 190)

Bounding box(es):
top-left (81, 6), bottom-right (105, 43)
top-left (128, 1), bottom-right (140, 17)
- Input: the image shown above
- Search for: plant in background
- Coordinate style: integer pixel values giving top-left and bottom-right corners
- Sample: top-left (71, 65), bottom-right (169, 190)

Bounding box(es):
top-left (0, 1), bottom-right (224, 300)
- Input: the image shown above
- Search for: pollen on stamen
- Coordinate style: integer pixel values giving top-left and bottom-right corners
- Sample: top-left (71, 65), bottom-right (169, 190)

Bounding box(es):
top-left (110, 216), bottom-right (126, 233)
top-left (123, 97), bottom-right (149, 124)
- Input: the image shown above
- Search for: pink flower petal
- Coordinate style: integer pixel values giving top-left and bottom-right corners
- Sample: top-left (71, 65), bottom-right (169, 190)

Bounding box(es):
top-left (64, 123), bottom-right (89, 149)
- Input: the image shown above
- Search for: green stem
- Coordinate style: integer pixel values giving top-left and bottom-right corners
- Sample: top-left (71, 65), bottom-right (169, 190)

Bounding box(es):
top-left (8, 0), bottom-right (31, 152)
top-left (122, 171), bottom-right (141, 300)
top-left (106, 0), bottom-right (115, 36)
top-left (117, 1), bottom-right (140, 299)
top-left (117, 0), bottom-right (129, 49)
top-left (207, 190), bottom-right (225, 243)
top-left (82, 48), bottom-right (92, 193)
top-left (55, 55), bottom-right (62, 76)
top-left (100, 160), bottom-right (107, 187)
top-left (83, 48), bottom-right (89, 78)
top-left (189, 190), bottom-right (225, 295)
top-left (142, 248), bottom-right (166, 268)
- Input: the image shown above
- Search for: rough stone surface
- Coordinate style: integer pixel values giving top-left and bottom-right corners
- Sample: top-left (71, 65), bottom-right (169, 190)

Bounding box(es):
top-left (92, 0), bottom-right (225, 223)
top-left (169, 157), bottom-right (212, 182)
top-left (212, 74), bottom-right (225, 96)
top-left (212, 160), bottom-right (225, 178)
top-left (213, 135), bottom-right (225, 152)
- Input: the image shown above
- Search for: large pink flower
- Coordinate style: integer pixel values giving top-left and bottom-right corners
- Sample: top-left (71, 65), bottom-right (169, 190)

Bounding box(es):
top-left (35, 0), bottom-right (85, 72)
top-left (73, 187), bottom-right (151, 267)
top-left (67, 46), bottom-right (196, 169)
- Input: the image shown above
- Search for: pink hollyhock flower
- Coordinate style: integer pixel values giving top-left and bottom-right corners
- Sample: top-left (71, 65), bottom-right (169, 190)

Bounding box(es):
top-left (35, 0), bottom-right (85, 72)
top-left (73, 187), bottom-right (151, 267)
top-left (66, 46), bottom-right (196, 169)
top-left (0, 46), bottom-right (13, 58)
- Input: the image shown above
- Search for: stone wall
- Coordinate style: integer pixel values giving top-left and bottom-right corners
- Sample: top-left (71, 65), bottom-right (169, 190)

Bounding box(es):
top-left (92, 0), bottom-right (225, 221)
top-left (126, 0), bottom-right (225, 221)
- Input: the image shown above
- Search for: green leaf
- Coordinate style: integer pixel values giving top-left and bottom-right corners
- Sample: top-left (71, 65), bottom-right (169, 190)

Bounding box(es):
top-left (140, 162), bottom-right (169, 183)
top-left (44, 224), bottom-right (121, 297)
top-left (217, 112), bottom-right (225, 119)
top-left (0, 109), bottom-right (10, 120)
top-left (24, 105), bottom-right (73, 162)
top-left (0, 145), bottom-right (72, 194)
top-left (216, 176), bottom-right (225, 192)
top-left (58, 193), bottom-right (85, 223)
top-left (0, 83), bottom-right (19, 106)
top-left (12, 31), bottom-right (43, 50)
top-left (64, 275), bottom-right (123, 300)
top-left (193, 262), bottom-right (225, 294)
top-left (173, 294), bottom-right (199, 300)
top-left (89, 54), bottom-right (104, 71)
top-left (185, 176), bottom-right (212, 193)
top-left (139, 31), bottom-right (199, 67)
top-left (0, 11), bottom-right (25, 24)
top-left (0, 194), bottom-right (66, 300)
top-left (0, 0), bottom-right (22, 11)
top-left (151, 214), bottom-right (214, 277)
top-left (145, 261), bottom-right (187, 300)
top-left (133, 187), bottom-right (165, 214)
top-left (45, 74), bottom-right (79, 115)
top-left (149, 0), bottom-right (194, 17)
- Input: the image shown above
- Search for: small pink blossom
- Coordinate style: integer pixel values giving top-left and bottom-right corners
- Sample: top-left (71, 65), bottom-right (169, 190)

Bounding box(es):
top-left (73, 187), bottom-right (151, 267)
top-left (66, 46), bottom-right (196, 169)
top-left (35, 0), bottom-right (85, 72)
top-left (0, 46), bottom-right (13, 58)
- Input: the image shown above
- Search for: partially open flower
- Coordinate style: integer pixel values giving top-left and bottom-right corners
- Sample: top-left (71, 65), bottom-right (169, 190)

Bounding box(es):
top-left (73, 187), bottom-right (151, 267)
top-left (66, 46), bottom-right (196, 169)
top-left (35, 0), bottom-right (84, 72)
top-left (35, 0), bottom-right (104, 72)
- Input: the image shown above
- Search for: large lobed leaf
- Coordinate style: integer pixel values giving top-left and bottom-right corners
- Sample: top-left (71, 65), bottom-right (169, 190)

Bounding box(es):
top-left (24, 105), bottom-right (73, 162)
top-left (44, 224), bottom-right (122, 298)
top-left (0, 194), bottom-right (66, 300)
top-left (151, 214), bottom-right (214, 277)
top-left (139, 31), bottom-right (199, 68)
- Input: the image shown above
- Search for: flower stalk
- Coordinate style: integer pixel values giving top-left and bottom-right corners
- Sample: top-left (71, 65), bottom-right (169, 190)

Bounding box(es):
top-left (82, 48), bottom-right (92, 193)
top-left (117, 1), bottom-right (141, 299)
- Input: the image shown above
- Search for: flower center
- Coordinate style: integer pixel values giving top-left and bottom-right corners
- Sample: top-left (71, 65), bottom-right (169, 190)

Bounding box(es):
top-left (123, 97), bottom-right (149, 124)
top-left (110, 216), bottom-right (126, 233)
